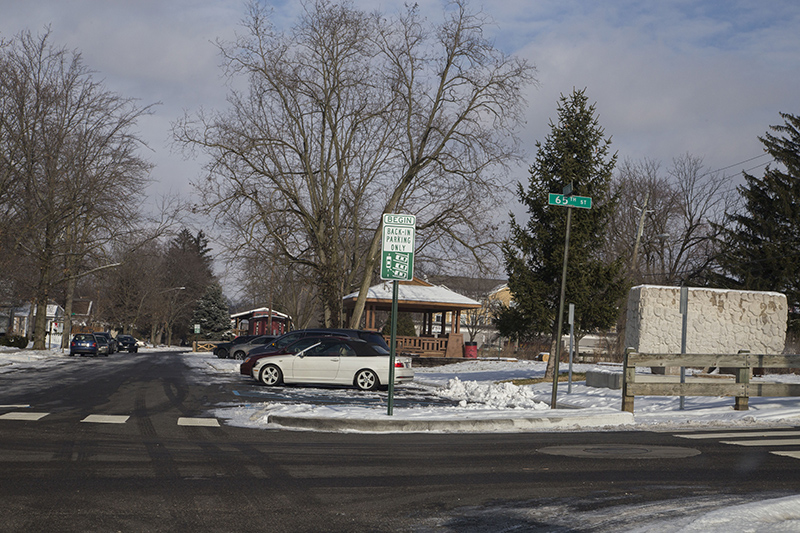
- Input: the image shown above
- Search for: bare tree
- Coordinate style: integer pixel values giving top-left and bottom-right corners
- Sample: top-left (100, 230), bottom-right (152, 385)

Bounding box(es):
top-left (0, 30), bottom-right (153, 348)
top-left (607, 154), bottom-right (735, 286)
top-left (174, 0), bottom-right (535, 328)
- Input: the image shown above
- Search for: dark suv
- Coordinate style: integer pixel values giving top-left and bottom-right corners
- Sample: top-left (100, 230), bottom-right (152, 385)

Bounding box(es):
top-left (239, 329), bottom-right (389, 376)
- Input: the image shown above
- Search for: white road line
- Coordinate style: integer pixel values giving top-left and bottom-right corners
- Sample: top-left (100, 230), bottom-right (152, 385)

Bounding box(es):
top-left (178, 417), bottom-right (220, 427)
top-left (719, 438), bottom-right (800, 447)
top-left (772, 451), bottom-right (800, 459)
top-left (675, 430), bottom-right (800, 440)
top-left (81, 414), bottom-right (130, 424)
top-left (0, 404), bottom-right (31, 409)
top-left (0, 412), bottom-right (49, 421)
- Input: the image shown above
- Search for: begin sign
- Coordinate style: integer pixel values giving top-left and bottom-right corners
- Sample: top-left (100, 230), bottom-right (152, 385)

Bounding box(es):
top-left (381, 214), bottom-right (415, 281)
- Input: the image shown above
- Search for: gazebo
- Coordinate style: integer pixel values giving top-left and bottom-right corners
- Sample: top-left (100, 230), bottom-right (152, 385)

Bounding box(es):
top-left (343, 277), bottom-right (481, 357)
top-left (231, 307), bottom-right (292, 336)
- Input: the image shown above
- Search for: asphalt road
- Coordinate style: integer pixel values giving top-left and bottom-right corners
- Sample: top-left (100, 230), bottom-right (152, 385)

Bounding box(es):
top-left (1, 350), bottom-right (800, 532)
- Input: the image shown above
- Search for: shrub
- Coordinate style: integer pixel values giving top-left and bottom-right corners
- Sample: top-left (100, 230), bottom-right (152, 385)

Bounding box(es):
top-left (0, 335), bottom-right (28, 348)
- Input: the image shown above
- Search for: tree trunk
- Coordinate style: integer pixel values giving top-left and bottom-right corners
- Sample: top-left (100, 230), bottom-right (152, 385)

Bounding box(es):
top-left (32, 297), bottom-right (49, 350)
top-left (61, 275), bottom-right (77, 349)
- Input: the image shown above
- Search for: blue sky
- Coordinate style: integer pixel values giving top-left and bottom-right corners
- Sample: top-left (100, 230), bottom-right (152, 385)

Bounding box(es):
top-left (2, 0), bottom-right (798, 204)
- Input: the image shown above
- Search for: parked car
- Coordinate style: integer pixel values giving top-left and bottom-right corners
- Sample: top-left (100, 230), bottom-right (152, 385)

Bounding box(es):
top-left (213, 335), bottom-right (260, 359)
top-left (229, 335), bottom-right (278, 361)
top-left (93, 332), bottom-right (117, 354)
top-left (116, 334), bottom-right (139, 353)
top-left (94, 335), bottom-right (110, 356)
top-left (251, 337), bottom-right (413, 391)
top-left (69, 333), bottom-right (101, 357)
top-left (240, 328), bottom-right (390, 376)
top-left (244, 336), bottom-right (346, 379)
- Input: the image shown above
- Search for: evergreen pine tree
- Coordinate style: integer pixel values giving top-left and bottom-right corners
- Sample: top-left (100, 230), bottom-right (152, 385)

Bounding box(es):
top-left (498, 89), bottom-right (627, 374)
top-left (715, 112), bottom-right (800, 334)
top-left (192, 282), bottom-right (231, 340)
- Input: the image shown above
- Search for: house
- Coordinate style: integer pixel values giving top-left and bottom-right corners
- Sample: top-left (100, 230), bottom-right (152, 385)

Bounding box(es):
top-left (0, 302), bottom-right (64, 348)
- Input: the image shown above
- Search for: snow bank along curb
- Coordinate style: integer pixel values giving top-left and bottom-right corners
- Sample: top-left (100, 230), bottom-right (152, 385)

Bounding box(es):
top-left (266, 409), bottom-right (635, 433)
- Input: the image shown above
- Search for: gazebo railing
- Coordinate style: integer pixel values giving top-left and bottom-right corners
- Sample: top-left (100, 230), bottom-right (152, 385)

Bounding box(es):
top-left (389, 335), bottom-right (449, 355)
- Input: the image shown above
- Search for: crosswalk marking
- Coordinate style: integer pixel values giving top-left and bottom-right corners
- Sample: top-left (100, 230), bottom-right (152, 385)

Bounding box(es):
top-left (675, 428), bottom-right (800, 461)
top-left (675, 430), bottom-right (800, 440)
top-left (772, 451), bottom-right (800, 459)
top-left (82, 415), bottom-right (130, 424)
top-left (0, 412), bottom-right (49, 421)
top-left (720, 438), bottom-right (800, 447)
top-left (178, 417), bottom-right (220, 427)
top-left (0, 411), bottom-right (221, 427)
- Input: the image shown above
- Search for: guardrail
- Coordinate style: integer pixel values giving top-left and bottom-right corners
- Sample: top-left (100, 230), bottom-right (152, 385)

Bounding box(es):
top-left (193, 341), bottom-right (221, 353)
top-left (622, 349), bottom-right (800, 412)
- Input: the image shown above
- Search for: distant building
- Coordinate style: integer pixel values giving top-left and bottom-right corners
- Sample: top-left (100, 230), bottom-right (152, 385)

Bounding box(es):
top-left (231, 307), bottom-right (292, 336)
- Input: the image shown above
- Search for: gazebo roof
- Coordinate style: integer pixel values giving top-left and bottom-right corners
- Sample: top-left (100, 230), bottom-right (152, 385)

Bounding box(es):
top-left (231, 307), bottom-right (291, 320)
top-left (342, 277), bottom-right (481, 312)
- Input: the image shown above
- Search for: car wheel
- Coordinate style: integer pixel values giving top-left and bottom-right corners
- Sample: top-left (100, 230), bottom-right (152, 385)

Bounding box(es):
top-left (217, 348), bottom-right (229, 359)
top-left (355, 369), bottom-right (379, 391)
top-left (233, 350), bottom-right (246, 360)
top-left (259, 365), bottom-right (283, 386)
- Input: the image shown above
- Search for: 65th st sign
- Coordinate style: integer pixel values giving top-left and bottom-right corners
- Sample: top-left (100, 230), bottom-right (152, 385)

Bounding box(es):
top-left (381, 214), bottom-right (415, 281)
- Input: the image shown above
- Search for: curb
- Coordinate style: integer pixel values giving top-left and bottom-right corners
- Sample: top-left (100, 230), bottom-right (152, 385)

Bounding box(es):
top-left (268, 409), bottom-right (634, 433)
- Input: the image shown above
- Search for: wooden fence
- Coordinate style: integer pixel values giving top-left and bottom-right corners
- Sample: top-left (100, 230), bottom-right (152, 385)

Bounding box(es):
top-left (193, 340), bottom-right (221, 353)
top-left (622, 349), bottom-right (800, 412)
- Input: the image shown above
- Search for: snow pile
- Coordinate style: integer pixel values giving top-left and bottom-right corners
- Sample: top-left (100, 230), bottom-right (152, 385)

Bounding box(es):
top-left (628, 494), bottom-right (800, 533)
top-left (436, 377), bottom-right (549, 409)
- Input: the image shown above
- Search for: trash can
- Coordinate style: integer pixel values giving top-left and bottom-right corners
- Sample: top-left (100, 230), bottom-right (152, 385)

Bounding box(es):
top-left (464, 342), bottom-right (478, 358)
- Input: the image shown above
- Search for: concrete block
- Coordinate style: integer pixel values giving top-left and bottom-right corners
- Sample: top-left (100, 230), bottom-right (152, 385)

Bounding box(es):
top-left (586, 370), bottom-right (622, 390)
top-left (625, 285), bottom-right (787, 355)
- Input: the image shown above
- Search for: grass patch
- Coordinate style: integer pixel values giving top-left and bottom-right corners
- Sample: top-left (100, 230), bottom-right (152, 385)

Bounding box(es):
top-left (510, 372), bottom-right (586, 386)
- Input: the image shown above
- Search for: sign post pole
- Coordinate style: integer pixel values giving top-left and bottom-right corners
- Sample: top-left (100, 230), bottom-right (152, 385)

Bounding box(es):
top-left (380, 214), bottom-right (416, 416)
top-left (387, 280), bottom-right (399, 415)
top-left (551, 205), bottom-right (571, 408)
top-left (547, 186), bottom-right (592, 409)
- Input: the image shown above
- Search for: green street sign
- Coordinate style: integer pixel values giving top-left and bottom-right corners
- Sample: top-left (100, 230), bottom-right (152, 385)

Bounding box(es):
top-left (548, 193), bottom-right (592, 209)
top-left (381, 214), bottom-right (416, 281)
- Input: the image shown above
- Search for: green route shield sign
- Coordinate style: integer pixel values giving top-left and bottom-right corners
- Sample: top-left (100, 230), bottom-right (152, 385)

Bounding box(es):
top-left (381, 214), bottom-right (416, 281)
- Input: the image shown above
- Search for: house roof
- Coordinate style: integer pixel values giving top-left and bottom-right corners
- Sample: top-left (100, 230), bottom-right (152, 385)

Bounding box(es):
top-left (230, 307), bottom-right (291, 320)
top-left (343, 277), bottom-right (481, 312)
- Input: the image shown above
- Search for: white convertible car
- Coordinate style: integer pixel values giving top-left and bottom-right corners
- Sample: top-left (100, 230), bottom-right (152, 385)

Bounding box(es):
top-left (251, 337), bottom-right (414, 391)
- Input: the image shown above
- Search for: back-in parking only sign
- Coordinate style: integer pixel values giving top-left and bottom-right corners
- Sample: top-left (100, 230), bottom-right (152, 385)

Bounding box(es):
top-left (381, 214), bottom-right (415, 281)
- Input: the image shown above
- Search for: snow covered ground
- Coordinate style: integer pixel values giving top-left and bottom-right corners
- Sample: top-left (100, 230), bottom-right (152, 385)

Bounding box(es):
top-left (4, 346), bottom-right (800, 531)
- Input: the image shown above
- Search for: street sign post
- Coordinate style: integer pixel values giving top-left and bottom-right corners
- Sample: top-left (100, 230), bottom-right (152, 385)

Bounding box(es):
top-left (548, 193), bottom-right (592, 209)
top-left (548, 188), bottom-right (592, 408)
top-left (380, 214), bottom-right (416, 415)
